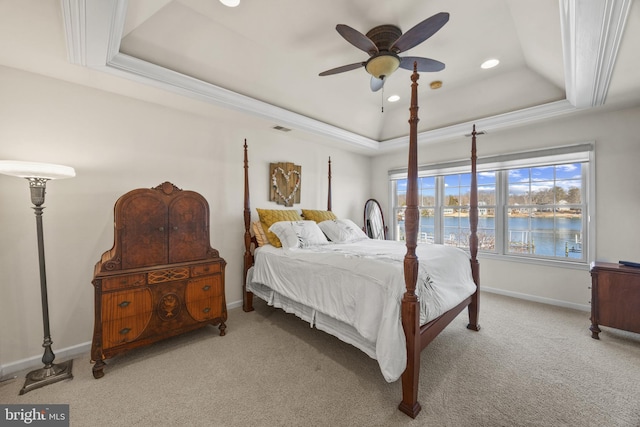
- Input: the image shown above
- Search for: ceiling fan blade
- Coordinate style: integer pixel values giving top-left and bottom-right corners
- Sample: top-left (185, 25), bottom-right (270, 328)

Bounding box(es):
top-left (336, 24), bottom-right (379, 56)
top-left (400, 56), bottom-right (445, 72)
top-left (391, 12), bottom-right (449, 53)
top-left (319, 62), bottom-right (365, 76)
top-left (370, 76), bottom-right (385, 92)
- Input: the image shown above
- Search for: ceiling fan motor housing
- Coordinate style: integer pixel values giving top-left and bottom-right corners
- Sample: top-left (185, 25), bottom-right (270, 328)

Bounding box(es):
top-left (365, 25), bottom-right (402, 52)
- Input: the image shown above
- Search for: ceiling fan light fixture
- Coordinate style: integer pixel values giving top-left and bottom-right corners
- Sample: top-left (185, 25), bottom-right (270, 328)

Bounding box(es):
top-left (365, 54), bottom-right (400, 79)
top-left (219, 0), bottom-right (240, 7)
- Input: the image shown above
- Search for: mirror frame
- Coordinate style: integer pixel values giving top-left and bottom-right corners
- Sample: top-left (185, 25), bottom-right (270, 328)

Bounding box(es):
top-left (363, 198), bottom-right (387, 240)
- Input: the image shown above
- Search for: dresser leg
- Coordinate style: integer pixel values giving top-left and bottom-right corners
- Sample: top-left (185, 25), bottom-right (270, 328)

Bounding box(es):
top-left (589, 323), bottom-right (601, 339)
top-left (92, 360), bottom-right (106, 379)
top-left (219, 322), bottom-right (227, 336)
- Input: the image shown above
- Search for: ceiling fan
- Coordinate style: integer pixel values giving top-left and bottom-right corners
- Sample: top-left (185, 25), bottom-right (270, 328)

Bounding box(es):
top-left (319, 12), bottom-right (449, 92)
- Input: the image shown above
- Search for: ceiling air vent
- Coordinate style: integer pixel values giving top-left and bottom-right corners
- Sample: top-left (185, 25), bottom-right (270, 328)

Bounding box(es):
top-left (273, 125), bottom-right (292, 132)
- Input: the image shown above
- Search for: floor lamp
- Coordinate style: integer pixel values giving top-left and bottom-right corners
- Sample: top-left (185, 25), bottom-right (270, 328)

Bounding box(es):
top-left (0, 160), bottom-right (75, 394)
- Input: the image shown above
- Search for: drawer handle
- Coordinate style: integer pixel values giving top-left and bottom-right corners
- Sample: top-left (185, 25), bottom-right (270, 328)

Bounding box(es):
top-left (202, 285), bottom-right (211, 291)
top-left (202, 307), bottom-right (211, 313)
top-left (203, 267), bottom-right (210, 272)
top-left (173, 226), bottom-right (178, 231)
top-left (118, 300), bottom-right (131, 308)
top-left (158, 226), bottom-right (164, 231)
top-left (119, 327), bottom-right (131, 335)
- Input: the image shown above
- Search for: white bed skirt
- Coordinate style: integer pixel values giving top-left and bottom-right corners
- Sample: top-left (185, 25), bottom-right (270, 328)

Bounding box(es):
top-left (247, 268), bottom-right (378, 361)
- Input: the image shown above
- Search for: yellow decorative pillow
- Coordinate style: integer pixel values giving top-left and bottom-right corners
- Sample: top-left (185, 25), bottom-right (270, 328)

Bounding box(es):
top-left (301, 209), bottom-right (337, 223)
top-left (256, 209), bottom-right (303, 247)
top-left (252, 221), bottom-right (268, 247)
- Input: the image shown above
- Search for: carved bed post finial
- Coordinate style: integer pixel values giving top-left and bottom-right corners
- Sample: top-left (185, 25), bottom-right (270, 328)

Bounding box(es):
top-left (327, 157), bottom-right (332, 211)
top-left (399, 62), bottom-right (422, 419)
top-left (243, 139), bottom-right (254, 312)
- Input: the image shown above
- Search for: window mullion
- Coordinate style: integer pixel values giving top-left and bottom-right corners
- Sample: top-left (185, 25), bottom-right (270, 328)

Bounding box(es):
top-left (435, 175), bottom-right (444, 243)
top-left (496, 170), bottom-right (507, 255)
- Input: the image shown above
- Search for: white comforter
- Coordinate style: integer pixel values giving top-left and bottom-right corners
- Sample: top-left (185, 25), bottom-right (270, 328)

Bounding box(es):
top-left (250, 239), bottom-right (476, 382)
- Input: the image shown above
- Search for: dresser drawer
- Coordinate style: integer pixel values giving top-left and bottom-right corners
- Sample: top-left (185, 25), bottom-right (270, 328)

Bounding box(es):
top-left (102, 288), bottom-right (153, 321)
top-left (101, 273), bottom-right (146, 291)
top-left (185, 276), bottom-right (224, 322)
top-left (102, 313), bottom-right (152, 348)
top-left (191, 263), bottom-right (221, 277)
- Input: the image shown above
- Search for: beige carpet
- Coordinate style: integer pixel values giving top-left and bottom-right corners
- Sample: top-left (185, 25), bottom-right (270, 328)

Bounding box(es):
top-left (1, 292), bottom-right (639, 427)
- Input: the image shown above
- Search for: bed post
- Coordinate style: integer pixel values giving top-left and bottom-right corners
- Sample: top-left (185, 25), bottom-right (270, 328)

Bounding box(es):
top-left (327, 157), bottom-right (332, 211)
top-left (398, 64), bottom-right (422, 419)
top-left (467, 126), bottom-right (481, 330)
top-left (243, 139), bottom-right (254, 312)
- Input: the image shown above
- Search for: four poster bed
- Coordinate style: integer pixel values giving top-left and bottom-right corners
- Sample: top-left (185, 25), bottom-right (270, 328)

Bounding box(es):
top-left (242, 67), bottom-right (481, 418)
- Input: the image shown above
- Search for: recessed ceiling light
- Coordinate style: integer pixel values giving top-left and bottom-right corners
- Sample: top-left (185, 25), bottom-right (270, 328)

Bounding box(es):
top-left (220, 0), bottom-right (240, 7)
top-left (387, 95), bottom-right (400, 102)
top-left (481, 59), bottom-right (500, 69)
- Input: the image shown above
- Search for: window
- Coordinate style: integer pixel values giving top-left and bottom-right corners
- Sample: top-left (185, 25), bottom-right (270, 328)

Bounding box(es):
top-left (506, 164), bottom-right (584, 259)
top-left (389, 144), bottom-right (593, 264)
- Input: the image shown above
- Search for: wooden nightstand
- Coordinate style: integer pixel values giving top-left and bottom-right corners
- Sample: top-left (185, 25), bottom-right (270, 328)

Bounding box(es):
top-left (589, 261), bottom-right (640, 339)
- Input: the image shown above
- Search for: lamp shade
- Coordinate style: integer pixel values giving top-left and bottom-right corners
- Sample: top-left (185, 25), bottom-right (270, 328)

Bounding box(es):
top-left (0, 160), bottom-right (75, 180)
top-left (365, 54), bottom-right (401, 79)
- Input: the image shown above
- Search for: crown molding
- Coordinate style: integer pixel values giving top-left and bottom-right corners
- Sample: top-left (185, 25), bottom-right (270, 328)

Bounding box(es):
top-left (378, 100), bottom-right (580, 152)
top-left (559, 0), bottom-right (632, 108)
top-left (61, 0), bottom-right (630, 154)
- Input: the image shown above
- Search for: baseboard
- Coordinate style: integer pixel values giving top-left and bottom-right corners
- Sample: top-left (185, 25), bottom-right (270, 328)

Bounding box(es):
top-left (482, 286), bottom-right (591, 312)
top-left (1, 300), bottom-right (246, 378)
top-left (0, 341), bottom-right (91, 378)
top-left (227, 299), bottom-right (242, 310)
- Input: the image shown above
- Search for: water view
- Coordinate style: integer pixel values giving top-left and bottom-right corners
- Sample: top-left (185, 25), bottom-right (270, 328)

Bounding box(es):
top-left (397, 216), bottom-right (583, 259)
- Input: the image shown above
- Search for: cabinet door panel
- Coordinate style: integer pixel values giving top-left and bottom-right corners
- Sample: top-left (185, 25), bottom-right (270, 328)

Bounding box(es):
top-left (169, 194), bottom-right (209, 263)
top-left (121, 194), bottom-right (168, 268)
top-left (185, 276), bottom-right (223, 321)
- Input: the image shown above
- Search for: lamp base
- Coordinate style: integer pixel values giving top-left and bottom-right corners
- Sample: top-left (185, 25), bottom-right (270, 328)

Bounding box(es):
top-left (19, 359), bottom-right (73, 395)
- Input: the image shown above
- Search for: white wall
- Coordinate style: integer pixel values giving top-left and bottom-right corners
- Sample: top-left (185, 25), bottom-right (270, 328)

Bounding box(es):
top-left (370, 104), bottom-right (640, 310)
top-left (0, 66), bottom-right (370, 371)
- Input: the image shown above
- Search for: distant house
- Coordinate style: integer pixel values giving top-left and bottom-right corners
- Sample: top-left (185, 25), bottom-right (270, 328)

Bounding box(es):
top-left (557, 200), bottom-right (570, 211)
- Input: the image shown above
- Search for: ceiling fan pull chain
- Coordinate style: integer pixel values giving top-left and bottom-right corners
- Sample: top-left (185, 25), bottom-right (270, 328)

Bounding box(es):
top-left (381, 86), bottom-right (384, 113)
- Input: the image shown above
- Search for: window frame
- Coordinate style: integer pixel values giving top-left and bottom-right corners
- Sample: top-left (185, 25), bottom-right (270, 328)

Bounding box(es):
top-left (388, 143), bottom-right (595, 268)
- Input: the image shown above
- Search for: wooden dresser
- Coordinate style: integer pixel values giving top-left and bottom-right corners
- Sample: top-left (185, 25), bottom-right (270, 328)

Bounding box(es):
top-left (91, 182), bottom-right (226, 378)
top-left (589, 261), bottom-right (640, 339)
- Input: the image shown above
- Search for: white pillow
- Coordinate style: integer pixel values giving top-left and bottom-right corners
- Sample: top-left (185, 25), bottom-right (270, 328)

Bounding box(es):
top-left (268, 220), bottom-right (329, 249)
top-left (318, 219), bottom-right (369, 243)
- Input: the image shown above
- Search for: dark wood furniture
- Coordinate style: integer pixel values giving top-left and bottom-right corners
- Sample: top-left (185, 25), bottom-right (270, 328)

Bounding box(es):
top-left (242, 67), bottom-right (480, 418)
top-left (91, 182), bottom-right (227, 378)
top-left (589, 261), bottom-right (640, 339)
